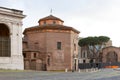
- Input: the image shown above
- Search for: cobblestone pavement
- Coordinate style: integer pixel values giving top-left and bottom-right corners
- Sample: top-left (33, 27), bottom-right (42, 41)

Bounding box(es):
top-left (0, 69), bottom-right (120, 80)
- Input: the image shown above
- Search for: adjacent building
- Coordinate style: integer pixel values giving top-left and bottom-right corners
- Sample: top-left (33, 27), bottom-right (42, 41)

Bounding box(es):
top-left (0, 7), bottom-right (25, 70)
top-left (78, 40), bottom-right (112, 64)
top-left (102, 46), bottom-right (120, 63)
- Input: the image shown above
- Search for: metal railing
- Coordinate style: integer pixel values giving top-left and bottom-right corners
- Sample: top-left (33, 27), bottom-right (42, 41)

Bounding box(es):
top-left (78, 62), bottom-right (120, 69)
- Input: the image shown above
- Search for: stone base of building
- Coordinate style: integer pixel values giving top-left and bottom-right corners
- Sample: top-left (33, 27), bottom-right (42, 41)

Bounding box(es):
top-left (47, 64), bottom-right (72, 71)
top-left (0, 55), bottom-right (24, 70)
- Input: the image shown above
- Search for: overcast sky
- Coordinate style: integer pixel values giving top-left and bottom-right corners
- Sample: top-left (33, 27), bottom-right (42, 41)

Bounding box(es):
top-left (0, 0), bottom-right (120, 47)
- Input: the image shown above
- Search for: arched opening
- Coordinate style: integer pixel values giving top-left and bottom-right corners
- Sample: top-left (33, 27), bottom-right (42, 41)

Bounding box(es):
top-left (0, 23), bottom-right (10, 57)
top-left (106, 51), bottom-right (118, 63)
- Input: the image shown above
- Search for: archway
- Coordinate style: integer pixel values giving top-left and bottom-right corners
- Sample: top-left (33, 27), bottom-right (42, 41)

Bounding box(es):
top-left (106, 51), bottom-right (118, 63)
top-left (0, 23), bottom-right (10, 57)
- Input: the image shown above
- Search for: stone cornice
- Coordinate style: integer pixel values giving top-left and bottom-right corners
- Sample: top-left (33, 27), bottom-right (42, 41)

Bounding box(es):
top-left (23, 25), bottom-right (80, 34)
top-left (102, 46), bottom-right (120, 50)
top-left (0, 7), bottom-right (26, 18)
top-left (0, 18), bottom-right (22, 26)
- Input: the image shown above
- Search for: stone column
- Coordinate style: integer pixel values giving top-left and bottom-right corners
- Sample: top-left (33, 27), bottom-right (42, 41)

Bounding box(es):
top-left (10, 22), bottom-right (24, 70)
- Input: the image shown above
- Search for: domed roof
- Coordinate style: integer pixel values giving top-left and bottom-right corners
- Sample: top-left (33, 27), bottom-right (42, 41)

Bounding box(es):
top-left (38, 15), bottom-right (64, 22)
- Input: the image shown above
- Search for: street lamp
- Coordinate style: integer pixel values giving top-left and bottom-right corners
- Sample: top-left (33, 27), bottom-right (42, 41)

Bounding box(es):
top-left (72, 54), bottom-right (75, 72)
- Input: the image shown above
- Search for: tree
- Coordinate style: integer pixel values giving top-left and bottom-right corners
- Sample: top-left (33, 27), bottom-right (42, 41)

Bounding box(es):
top-left (78, 36), bottom-right (110, 63)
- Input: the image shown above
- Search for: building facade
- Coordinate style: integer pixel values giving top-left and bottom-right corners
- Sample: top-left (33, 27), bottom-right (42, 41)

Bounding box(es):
top-left (23, 15), bottom-right (80, 71)
top-left (102, 46), bottom-right (120, 63)
top-left (78, 40), bottom-right (112, 64)
top-left (0, 7), bottom-right (25, 70)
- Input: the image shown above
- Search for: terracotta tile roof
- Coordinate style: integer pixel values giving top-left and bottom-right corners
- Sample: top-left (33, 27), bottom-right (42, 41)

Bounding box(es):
top-left (23, 24), bottom-right (80, 34)
top-left (38, 15), bottom-right (64, 22)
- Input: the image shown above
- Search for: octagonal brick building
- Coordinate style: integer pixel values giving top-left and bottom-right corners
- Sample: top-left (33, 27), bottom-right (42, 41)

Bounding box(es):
top-left (23, 15), bottom-right (80, 71)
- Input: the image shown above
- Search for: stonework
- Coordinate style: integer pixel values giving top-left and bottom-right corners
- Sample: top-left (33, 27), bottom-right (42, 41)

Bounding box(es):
top-left (102, 46), bottom-right (120, 63)
top-left (0, 7), bottom-right (25, 70)
top-left (23, 15), bottom-right (80, 71)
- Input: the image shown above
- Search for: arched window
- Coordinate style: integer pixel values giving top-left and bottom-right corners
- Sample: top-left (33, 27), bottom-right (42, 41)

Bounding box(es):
top-left (43, 21), bottom-right (46, 25)
top-left (106, 51), bottom-right (118, 63)
top-left (0, 24), bottom-right (10, 57)
top-left (53, 21), bottom-right (56, 24)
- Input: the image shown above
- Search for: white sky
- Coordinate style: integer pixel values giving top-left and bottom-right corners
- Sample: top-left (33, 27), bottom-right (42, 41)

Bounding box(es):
top-left (0, 0), bottom-right (120, 47)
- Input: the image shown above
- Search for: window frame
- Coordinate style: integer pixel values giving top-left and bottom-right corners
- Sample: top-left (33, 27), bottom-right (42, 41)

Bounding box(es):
top-left (57, 42), bottom-right (62, 50)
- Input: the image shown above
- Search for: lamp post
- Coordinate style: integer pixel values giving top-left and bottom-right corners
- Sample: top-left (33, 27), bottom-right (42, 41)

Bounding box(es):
top-left (72, 54), bottom-right (75, 72)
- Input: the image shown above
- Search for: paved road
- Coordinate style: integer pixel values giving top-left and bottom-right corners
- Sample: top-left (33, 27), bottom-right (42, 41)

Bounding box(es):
top-left (0, 69), bottom-right (120, 80)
